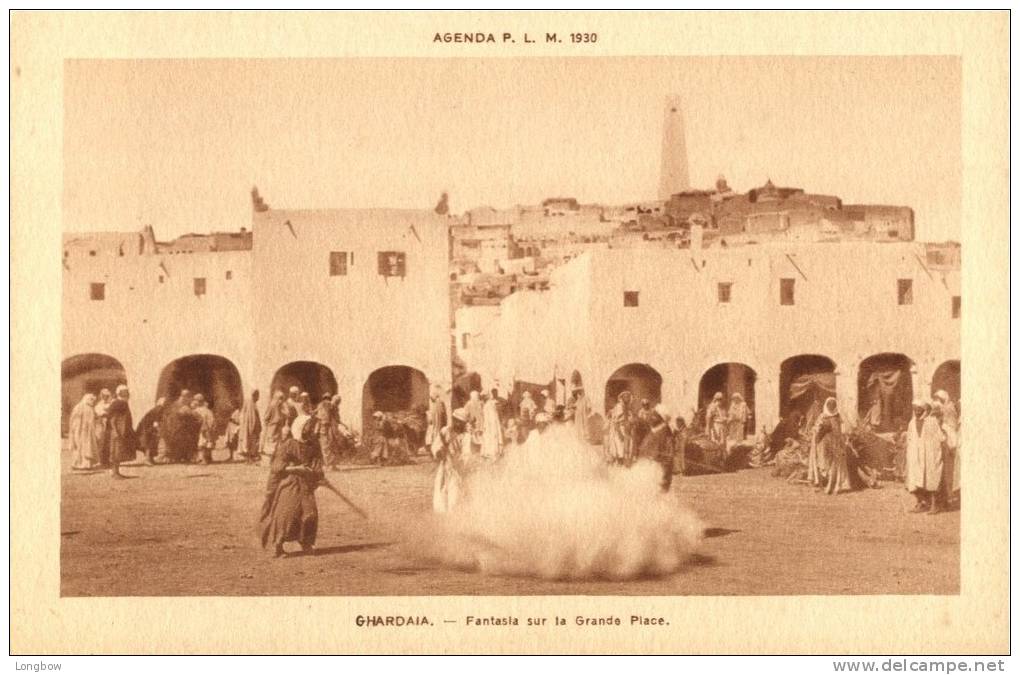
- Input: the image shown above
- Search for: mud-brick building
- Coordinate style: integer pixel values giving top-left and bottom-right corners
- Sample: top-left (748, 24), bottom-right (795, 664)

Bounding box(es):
top-left (471, 234), bottom-right (961, 434)
top-left (61, 205), bottom-right (451, 434)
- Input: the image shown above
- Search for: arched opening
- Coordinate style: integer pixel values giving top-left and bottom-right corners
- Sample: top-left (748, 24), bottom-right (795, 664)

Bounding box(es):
top-left (452, 371), bottom-right (482, 410)
top-left (698, 363), bottom-right (757, 437)
top-left (857, 353), bottom-right (914, 433)
top-left (362, 365), bottom-right (430, 433)
top-left (931, 359), bottom-right (961, 405)
top-left (61, 353), bottom-right (127, 436)
top-left (604, 363), bottom-right (662, 414)
top-left (779, 354), bottom-right (836, 432)
top-left (157, 354), bottom-right (242, 431)
top-left (270, 361), bottom-right (339, 405)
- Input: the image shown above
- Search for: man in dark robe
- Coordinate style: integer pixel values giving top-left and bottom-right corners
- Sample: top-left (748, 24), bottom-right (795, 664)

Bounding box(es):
top-left (634, 398), bottom-right (654, 451)
top-left (160, 390), bottom-right (194, 463)
top-left (371, 411), bottom-right (411, 465)
top-left (106, 385), bottom-right (137, 479)
top-left (94, 388), bottom-right (113, 466)
top-left (135, 397), bottom-right (166, 466)
top-left (258, 415), bottom-right (325, 557)
top-left (235, 389), bottom-right (263, 464)
top-left (811, 398), bottom-right (852, 495)
top-left (671, 414), bottom-right (688, 476)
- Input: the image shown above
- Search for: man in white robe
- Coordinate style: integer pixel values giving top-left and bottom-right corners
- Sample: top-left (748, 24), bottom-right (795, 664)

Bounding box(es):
top-left (433, 409), bottom-right (467, 513)
top-left (425, 385), bottom-right (448, 457)
top-left (705, 392), bottom-right (727, 444)
top-left (604, 392), bottom-right (633, 465)
top-left (68, 393), bottom-right (100, 470)
top-left (464, 390), bottom-right (484, 454)
top-left (905, 400), bottom-right (945, 514)
top-left (566, 385), bottom-right (591, 444)
top-left (480, 390), bottom-right (504, 459)
top-left (934, 390), bottom-right (960, 503)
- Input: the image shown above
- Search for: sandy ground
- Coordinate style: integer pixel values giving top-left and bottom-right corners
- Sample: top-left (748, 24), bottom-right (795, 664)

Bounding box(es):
top-left (60, 447), bottom-right (959, 596)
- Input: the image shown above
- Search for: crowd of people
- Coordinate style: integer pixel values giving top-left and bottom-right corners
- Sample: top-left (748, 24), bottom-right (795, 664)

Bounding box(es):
top-left (66, 378), bottom-right (963, 560)
top-left (66, 384), bottom-right (359, 476)
top-left (429, 384), bottom-right (694, 514)
top-left (66, 385), bottom-right (136, 478)
top-left (758, 390), bottom-right (962, 512)
top-left (251, 387), bottom-right (357, 468)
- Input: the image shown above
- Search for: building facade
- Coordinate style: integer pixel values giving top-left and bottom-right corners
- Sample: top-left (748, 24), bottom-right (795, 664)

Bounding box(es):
top-left (466, 236), bottom-right (961, 433)
top-left (62, 206), bottom-right (450, 433)
top-left (63, 192), bottom-right (961, 441)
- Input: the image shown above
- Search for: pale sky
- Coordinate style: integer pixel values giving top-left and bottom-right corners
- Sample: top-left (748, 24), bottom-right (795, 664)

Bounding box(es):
top-left (63, 56), bottom-right (961, 241)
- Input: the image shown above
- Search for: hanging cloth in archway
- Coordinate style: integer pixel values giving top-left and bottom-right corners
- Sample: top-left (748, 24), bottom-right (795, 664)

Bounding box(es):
top-left (788, 372), bottom-right (836, 402)
top-left (863, 369), bottom-right (905, 430)
top-left (788, 372), bottom-right (836, 432)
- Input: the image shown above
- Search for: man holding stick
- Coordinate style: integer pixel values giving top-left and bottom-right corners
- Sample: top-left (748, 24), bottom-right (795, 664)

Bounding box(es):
top-left (258, 415), bottom-right (368, 557)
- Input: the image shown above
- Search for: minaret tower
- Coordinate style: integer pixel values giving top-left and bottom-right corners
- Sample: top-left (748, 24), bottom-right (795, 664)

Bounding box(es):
top-left (658, 95), bottom-right (690, 200)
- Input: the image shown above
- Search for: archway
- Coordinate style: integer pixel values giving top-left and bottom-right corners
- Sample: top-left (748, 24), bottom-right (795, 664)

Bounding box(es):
top-left (858, 353), bottom-right (914, 432)
top-left (699, 363), bottom-right (757, 436)
top-left (362, 365), bottom-right (430, 429)
top-left (157, 354), bottom-right (243, 431)
top-left (270, 361), bottom-right (339, 405)
top-left (61, 353), bottom-right (127, 436)
top-left (779, 354), bottom-right (836, 430)
top-left (931, 359), bottom-right (961, 404)
top-left (604, 363), bottom-right (662, 414)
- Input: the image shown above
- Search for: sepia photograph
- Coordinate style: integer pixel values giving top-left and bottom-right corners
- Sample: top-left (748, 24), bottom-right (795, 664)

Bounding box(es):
top-left (59, 55), bottom-right (962, 597)
top-left (10, 10), bottom-right (1009, 657)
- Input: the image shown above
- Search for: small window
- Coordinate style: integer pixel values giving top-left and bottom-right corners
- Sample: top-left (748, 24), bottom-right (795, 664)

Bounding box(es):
top-left (623, 291), bottom-right (639, 307)
top-left (88, 250), bottom-right (96, 257)
top-left (89, 283), bottom-right (105, 301)
top-left (897, 279), bottom-right (913, 305)
top-left (717, 282), bottom-right (732, 303)
top-left (225, 270), bottom-right (233, 280)
top-left (378, 251), bottom-right (406, 277)
top-left (780, 278), bottom-right (795, 305)
top-left (330, 251), bottom-right (349, 276)
top-left (952, 296), bottom-right (961, 319)
top-left (462, 333), bottom-right (470, 349)
top-left (193, 278), bottom-right (206, 297)
top-left (158, 275), bottom-right (164, 284)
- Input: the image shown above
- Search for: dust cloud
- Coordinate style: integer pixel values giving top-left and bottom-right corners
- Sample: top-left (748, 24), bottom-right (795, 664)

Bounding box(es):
top-left (428, 424), bottom-right (704, 581)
